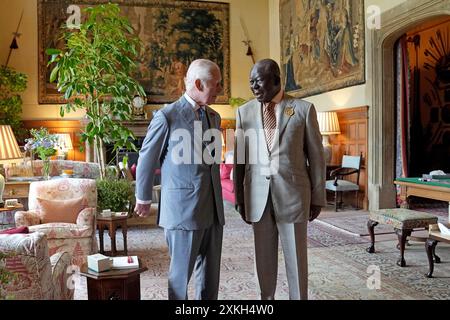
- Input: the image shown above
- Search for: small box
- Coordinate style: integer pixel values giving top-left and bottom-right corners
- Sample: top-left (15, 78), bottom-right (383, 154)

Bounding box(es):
top-left (87, 253), bottom-right (112, 272)
top-left (5, 199), bottom-right (19, 207)
top-left (101, 209), bottom-right (112, 218)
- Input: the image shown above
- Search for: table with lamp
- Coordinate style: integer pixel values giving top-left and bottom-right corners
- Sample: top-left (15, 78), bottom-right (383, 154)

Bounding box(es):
top-left (317, 111), bottom-right (341, 177)
top-left (0, 125), bottom-right (26, 226)
top-left (54, 133), bottom-right (73, 160)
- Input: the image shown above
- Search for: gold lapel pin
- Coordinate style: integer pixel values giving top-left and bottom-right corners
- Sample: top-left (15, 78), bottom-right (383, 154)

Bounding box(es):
top-left (284, 107), bottom-right (295, 117)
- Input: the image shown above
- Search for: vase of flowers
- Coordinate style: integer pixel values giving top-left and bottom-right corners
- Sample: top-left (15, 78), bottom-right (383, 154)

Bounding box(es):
top-left (24, 128), bottom-right (58, 180)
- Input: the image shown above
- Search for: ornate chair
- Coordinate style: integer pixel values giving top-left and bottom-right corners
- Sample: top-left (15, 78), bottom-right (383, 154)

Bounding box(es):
top-left (15, 178), bottom-right (98, 267)
top-left (325, 155), bottom-right (362, 211)
top-left (0, 232), bottom-right (73, 300)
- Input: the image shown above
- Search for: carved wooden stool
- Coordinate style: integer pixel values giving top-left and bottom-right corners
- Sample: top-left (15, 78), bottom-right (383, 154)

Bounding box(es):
top-left (366, 208), bottom-right (438, 267)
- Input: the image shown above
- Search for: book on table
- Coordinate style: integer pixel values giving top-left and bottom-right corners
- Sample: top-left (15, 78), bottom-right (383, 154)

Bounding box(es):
top-left (111, 256), bottom-right (139, 269)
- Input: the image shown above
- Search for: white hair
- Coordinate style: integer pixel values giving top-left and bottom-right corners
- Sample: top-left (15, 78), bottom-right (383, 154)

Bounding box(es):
top-left (185, 59), bottom-right (220, 92)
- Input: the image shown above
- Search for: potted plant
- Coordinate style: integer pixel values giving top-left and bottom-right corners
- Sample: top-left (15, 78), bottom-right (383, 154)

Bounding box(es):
top-left (24, 128), bottom-right (58, 179)
top-left (0, 66), bottom-right (27, 140)
top-left (47, 3), bottom-right (146, 179)
top-left (96, 178), bottom-right (133, 214)
top-left (229, 97), bottom-right (248, 110)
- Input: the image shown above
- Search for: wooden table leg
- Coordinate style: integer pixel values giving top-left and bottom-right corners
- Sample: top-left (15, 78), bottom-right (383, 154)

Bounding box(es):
top-left (109, 224), bottom-right (117, 256)
top-left (99, 224), bottom-right (105, 254)
top-left (448, 201), bottom-right (450, 224)
top-left (395, 228), bottom-right (409, 267)
top-left (122, 224), bottom-right (128, 256)
top-left (425, 238), bottom-right (439, 278)
top-left (366, 220), bottom-right (378, 253)
top-left (399, 187), bottom-right (409, 209)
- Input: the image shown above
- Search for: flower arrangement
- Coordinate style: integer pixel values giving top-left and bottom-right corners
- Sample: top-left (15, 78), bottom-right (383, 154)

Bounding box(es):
top-left (24, 128), bottom-right (58, 179)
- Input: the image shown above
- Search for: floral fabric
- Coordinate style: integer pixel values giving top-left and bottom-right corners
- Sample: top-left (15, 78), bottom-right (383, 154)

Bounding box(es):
top-left (369, 209), bottom-right (438, 230)
top-left (0, 232), bottom-right (73, 300)
top-left (15, 179), bottom-right (98, 267)
top-left (32, 160), bottom-right (100, 180)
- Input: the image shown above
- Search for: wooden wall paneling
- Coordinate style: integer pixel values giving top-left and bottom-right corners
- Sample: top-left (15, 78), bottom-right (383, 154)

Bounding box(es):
top-left (22, 120), bottom-right (85, 161)
top-left (329, 106), bottom-right (369, 210)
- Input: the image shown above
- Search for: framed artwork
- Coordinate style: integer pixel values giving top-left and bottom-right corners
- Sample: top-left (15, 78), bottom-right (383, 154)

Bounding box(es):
top-left (280, 0), bottom-right (365, 98)
top-left (38, 0), bottom-right (230, 104)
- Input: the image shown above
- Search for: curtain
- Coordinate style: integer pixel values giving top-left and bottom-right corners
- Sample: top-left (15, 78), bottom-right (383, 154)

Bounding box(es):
top-left (395, 35), bottom-right (411, 178)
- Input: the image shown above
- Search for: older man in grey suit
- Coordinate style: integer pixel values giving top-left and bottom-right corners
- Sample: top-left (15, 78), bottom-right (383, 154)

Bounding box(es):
top-left (134, 59), bottom-right (225, 300)
top-left (234, 59), bottom-right (326, 300)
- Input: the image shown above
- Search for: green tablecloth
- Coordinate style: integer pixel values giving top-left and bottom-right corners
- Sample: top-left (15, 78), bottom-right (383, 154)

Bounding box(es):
top-left (396, 177), bottom-right (450, 189)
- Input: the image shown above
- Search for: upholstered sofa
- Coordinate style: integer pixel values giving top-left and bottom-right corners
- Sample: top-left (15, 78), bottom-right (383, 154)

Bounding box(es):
top-left (15, 178), bottom-right (98, 267)
top-left (220, 163), bottom-right (235, 205)
top-left (31, 160), bottom-right (101, 179)
top-left (0, 232), bottom-right (74, 300)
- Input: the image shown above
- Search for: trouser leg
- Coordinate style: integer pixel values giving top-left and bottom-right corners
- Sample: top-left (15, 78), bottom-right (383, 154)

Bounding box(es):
top-left (165, 228), bottom-right (204, 300)
top-left (277, 221), bottom-right (308, 300)
top-left (253, 196), bottom-right (278, 300)
top-left (194, 221), bottom-right (224, 300)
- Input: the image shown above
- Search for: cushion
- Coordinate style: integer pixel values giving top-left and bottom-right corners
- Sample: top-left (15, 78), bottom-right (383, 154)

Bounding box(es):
top-left (0, 226), bottom-right (29, 234)
top-left (221, 179), bottom-right (234, 193)
top-left (36, 196), bottom-right (88, 224)
top-left (220, 164), bottom-right (233, 180)
top-left (369, 209), bottom-right (438, 229)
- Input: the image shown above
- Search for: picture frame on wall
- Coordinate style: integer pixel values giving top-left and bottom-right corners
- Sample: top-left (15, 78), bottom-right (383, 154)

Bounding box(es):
top-left (280, 0), bottom-right (365, 98)
top-left (37, 0), bottom-right (230, 104)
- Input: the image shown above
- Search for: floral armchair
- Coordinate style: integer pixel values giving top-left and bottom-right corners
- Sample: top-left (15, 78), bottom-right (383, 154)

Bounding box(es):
top-left (15, 178), bottom-right (98, 267)
top-left (0, 232), bottom-right (73, 300)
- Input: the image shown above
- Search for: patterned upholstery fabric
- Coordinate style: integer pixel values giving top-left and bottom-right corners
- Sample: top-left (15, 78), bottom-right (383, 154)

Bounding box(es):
top-left (32, 160), bottom-right (100, 180)
top-left (369, 208), bottom-right (438, 229)
top-left (15, 179), bottom-right (98, 267)
top-left (0, 232), bottom-right (73, 300)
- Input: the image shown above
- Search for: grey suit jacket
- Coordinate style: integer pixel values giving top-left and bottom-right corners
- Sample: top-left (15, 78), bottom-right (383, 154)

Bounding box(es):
top-left (234, 95), bottom-right (326, 224)
top-left (135, 96), bottom-right (225, 230)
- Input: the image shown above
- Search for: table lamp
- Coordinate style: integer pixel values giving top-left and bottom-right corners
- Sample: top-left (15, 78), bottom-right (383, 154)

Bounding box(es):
top-left (55, 133), bottom-right (73, 160)
top-left (0, 125), bottom-right (23, 206)
top-left (317, 112), bottom-right (341, 164)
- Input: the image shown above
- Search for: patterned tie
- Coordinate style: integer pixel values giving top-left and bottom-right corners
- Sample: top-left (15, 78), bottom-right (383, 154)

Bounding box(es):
top-left (197, 107), bottom-right (209, 132)
top-left (263, 102), bottom-right (277, 152)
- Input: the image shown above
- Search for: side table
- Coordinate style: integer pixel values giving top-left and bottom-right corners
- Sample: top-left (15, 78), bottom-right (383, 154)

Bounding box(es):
top-left (97, 215), bottom-right (128, 256)
top-left (79, 258), bottom-right (147, 300)
top-left (0, 204), bottom-right (24, 230)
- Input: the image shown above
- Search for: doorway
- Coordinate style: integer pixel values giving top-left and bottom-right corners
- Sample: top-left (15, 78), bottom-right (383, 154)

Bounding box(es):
top-left (366, 0), bottom-right (450, 210)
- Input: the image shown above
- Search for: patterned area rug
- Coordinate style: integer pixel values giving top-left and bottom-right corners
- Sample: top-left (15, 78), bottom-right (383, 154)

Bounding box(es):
top-left (317, 206), bottom-right (449, 237)
top-left (74, 203), bottom-right (450, 300)
top-left (316, 212), bottom-right (395, 236)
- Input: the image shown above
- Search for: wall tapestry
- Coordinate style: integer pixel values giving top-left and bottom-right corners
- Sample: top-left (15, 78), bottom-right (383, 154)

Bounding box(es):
top-left (38, 0), bottom-right (230, 104)
top-left (280, 0), bottom-right (365, 98)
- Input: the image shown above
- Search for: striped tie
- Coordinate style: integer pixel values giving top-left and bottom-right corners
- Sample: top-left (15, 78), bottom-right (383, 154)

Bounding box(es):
top-left (263, 102), bottom-right (277, 152)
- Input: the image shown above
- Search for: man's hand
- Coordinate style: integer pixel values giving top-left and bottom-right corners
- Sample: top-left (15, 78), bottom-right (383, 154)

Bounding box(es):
top-left (309, 205), bottom-right (322, 222)
top-left (134, 203), bottom-right (152, 218)
top-left (236, 204), bottom-right (251, 225)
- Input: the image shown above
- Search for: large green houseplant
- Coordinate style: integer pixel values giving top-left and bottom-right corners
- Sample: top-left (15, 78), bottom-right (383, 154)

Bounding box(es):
top-left (47, 3), bottom-right (145, 179)
top-left (0, 66), bottom-right (27, 139)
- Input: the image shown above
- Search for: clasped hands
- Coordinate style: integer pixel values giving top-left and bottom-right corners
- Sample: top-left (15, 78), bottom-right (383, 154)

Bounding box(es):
top-left (236, 204), bottom-right (322, 224)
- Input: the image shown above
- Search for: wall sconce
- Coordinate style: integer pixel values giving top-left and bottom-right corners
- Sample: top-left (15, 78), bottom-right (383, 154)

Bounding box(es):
top-left (317, 112), bottom-right (341, 164)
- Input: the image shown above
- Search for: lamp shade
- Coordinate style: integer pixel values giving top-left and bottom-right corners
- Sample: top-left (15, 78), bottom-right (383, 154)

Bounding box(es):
top-left (317, 112), bottom-right (341, 135)
top-left (0, 125), bottom-right (22, 163)
top-left (55, 133), bottom-right (73, 151)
